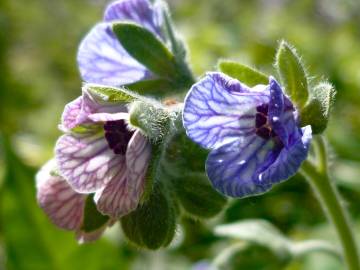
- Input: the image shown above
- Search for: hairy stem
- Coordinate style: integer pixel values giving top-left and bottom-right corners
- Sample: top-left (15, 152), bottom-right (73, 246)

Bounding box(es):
top-left (300, 136), bottom-right (359, 270)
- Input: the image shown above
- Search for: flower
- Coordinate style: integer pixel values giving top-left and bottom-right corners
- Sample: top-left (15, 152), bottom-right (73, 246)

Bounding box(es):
top-left (183, 72), bottom-right (312, 198)
top-left (36, 159), bottom-right (112, 243)
top-left (39, 86), bottom-right (151, 222)
top-left (77, 0), bottom-right (165, 86)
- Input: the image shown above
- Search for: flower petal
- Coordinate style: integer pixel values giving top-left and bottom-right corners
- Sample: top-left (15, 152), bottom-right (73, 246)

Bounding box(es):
top-left (206, 135), bottom-right (274, 197)
top-left (36, 160), bottom-right (85, 230)
top-left (126, 130), bottom-right (151, 194)
top-left (88, 112), bottom-right (128, 122)
top-left (77, 23), bottom-right (151, 86)
top-left (104, 0), bottom-right (163, 38)
top-left (55, 132), bottom-right (126, 193)
top-left (268, 77), bottom-right (298, 148)
top-left (94, 130), bottom-right (150, 218)
top-left (60, 97), bottom-right (83, 131)
top-left (257, 125), bottom-right (312, 184)
top-left (183, 72), bottom-right (269, 149)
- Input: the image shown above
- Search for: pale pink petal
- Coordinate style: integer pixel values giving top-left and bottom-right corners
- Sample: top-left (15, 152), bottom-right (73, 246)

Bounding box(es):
top-left (60, 97), bottom-right (83, 131)
top-left (126, 130), bottom-right (151, 201)
top-left (55, 132), bottom-right (126, 193)
top-left (94, 130), bottom-right (151, 218)
top-left (36, 160), bottom-right (86, 230)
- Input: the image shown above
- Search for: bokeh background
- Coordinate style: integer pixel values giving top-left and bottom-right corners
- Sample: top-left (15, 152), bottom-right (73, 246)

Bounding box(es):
top-left (1, 0), bottom-right (360, 269)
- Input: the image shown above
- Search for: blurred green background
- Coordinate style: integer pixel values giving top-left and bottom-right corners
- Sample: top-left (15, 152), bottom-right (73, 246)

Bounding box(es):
top-left (1, 0), bottom-right (360, 269)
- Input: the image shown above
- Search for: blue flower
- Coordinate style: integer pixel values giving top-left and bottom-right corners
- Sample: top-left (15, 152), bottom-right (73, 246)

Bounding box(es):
top-left (183, 72), bottom-right (312, 198)
top-left (77, 0), bottom-right (164, 86)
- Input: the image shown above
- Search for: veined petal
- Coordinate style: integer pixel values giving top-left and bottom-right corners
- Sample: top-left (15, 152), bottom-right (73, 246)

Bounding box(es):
top-left (104, 0), bottom-right (163, 38)
top-left (77, 23), bottom-right (151, 86)
top-left (36, 160), bottom-right (85, 230)
top-left (126, 130), bottom-right (151, 194)
top-left (94, 130), bottom-right (150, 218)
top-left (268, 77), bottom-right (298, 147)
top-left (257, 125), bottom-right (312, 185)
top-left (60, 97), bottom-right (83, 131)
top-left (183, 72), bottom-right (269, 149)
top-left (206, 135), bottom-right (274, 197)
top-left (55, 132), bottom-right (126, 193)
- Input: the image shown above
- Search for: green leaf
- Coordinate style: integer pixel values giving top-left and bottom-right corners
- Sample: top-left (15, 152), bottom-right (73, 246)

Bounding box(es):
top-left (275, 41), bottom-right (309, 108)
top-left (172, 173), bottom-right (227, 218)
top-left (218, 60), bottom-right (268, 86)
top-left (81, 195), bottom-right (109, 233)
top-left (125, 78), bottom-right (176, 98)
top-left (86, 84), bottom-right (137, 103)
top-left (214, 219), bottom-right (291, 261)
top-left (120, 182), bottom-right (176, 249)
top-left (112, 22), bottom-right (178, 79)
top-left (300, 82), bottom-right (336, 134)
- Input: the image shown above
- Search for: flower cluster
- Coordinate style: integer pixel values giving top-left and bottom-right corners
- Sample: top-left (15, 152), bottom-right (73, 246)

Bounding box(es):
top-left (36, 0), bottom-right (161, 241)
top-left (183, 72), bottom-right (312, 197)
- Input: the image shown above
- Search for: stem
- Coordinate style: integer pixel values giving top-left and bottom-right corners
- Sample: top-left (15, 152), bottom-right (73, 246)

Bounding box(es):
top-left (300, 136), bottom-right (360, 270)
top-left (291, 240), bottom-right (341, 259)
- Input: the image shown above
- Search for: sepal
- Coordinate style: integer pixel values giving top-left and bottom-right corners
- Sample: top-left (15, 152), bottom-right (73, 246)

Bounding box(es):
top-left (218, 60), bottom-right (268, 86)
top-left (120, 182), bottom-right (176, 249)
top-left (80, 195), bottom-right (109, 233)
top-left (129, 100), bottom-right (171, 143)
top-left (86, 84), bottom-right (138, 103)
top-left (300, 82), bottom-right (336, 134)
top-left (275, 41), bottom-right (309, 108)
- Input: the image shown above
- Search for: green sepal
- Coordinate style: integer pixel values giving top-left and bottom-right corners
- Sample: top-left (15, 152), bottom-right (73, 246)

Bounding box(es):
top-left (81, 195), bottom-right (109, 233)
top-left (86, 84), bottom-right (138, 103)
top-left (218, 60), bottom-right (268, 86)
top-left (125, 78), bottom-right (176, 98)
top-left (300, 82), bottom-right (336, 134)
top-left (120, 182), bottom-right (177, 249)
top-left (172, 172), bottom-right (227, 218)
top-left (129, 100), bottom-right (171, 143)
top-left (112, 22), bottom-right (178, 80)
top-left (275, 41), bottom-right (309, 108)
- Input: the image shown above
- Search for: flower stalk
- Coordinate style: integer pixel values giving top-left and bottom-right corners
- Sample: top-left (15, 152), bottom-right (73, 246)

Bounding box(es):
top-left (300, 136), bottom-right (360, 270)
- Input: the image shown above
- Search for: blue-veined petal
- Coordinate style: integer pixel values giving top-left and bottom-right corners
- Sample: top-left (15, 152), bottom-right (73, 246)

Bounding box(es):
top-left (36, 160), bottom-right (86, 230)
top-left (60, 96), bottom-right (83, 131)
top-left (55, 132), bottom-right (126, 193)
top-left (206, 135), bottom-right (275, 197)
top-left (257, 125), bottom-right (312, 184)
top-left (183, 72), bottom-right (269, 149)
top-left (104, 0), bottom-right (164, 38)
top-left (77, 23), bottom-right (152, 86)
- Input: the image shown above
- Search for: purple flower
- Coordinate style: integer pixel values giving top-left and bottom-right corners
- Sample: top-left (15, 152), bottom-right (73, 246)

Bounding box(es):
top-left (37, 86), bottom-right (151, 227)
top-left (36, 159), bottom-right (113, 243)
top-left (77, 0), bottom-right (164, 86)
top-left (183, 72), bottom-right (312, 198)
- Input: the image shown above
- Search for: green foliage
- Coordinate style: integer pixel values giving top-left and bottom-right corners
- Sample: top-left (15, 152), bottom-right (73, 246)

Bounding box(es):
top-left (172, 172), bottom-right (227, 218)
top-left (218, 60), bottom-right (268, 86)
top-left (81, 195), bottom-right (109, 233)
top-left (125, 78), bottom-right (176, 97)
top-left (275, 41), bottom-right (309, 108)
top-left (120, 182), bottom-right (176, 249)
top-left (0, 135), bottom-right (128, 270)
top-left (112, 22), bottom-right (178, 79)
top-left (300, 82), bottom-right (336, 134)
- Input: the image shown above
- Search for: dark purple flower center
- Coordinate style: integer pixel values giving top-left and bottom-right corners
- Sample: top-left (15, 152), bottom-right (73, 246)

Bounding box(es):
top-left (255, 104), bottom-right (277, 140)
top-left (104, 120), bottom-right (134, 155)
